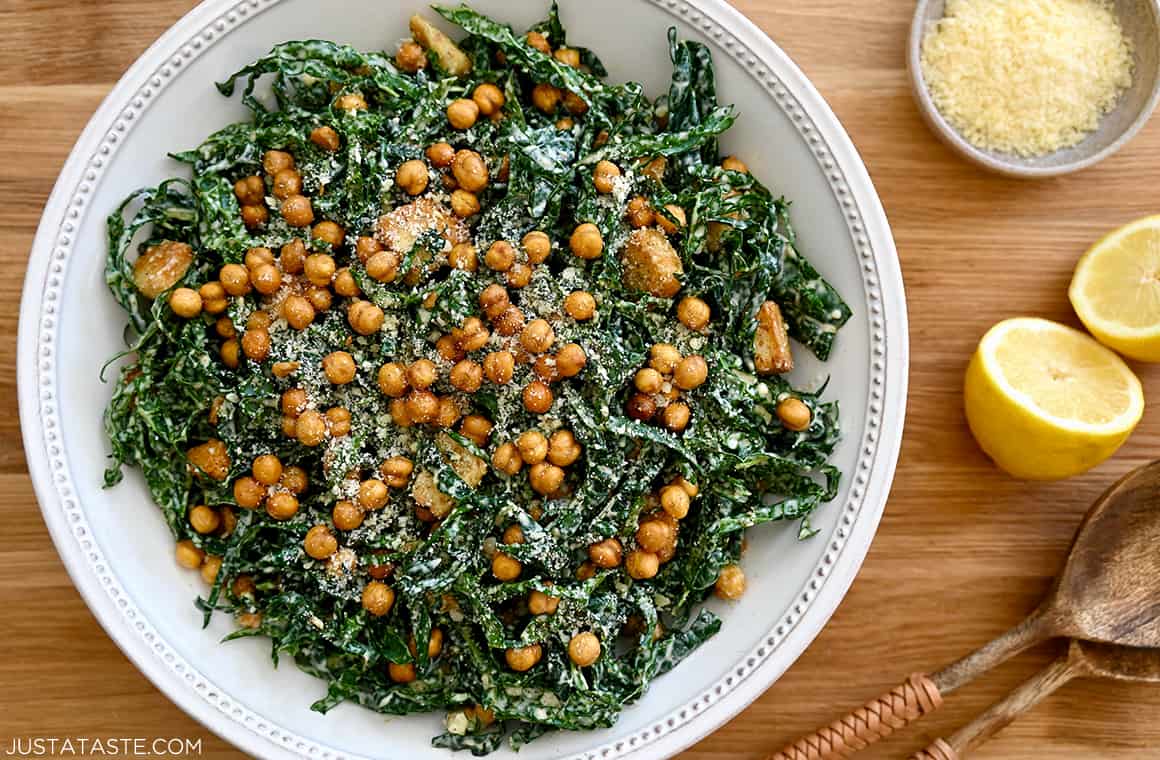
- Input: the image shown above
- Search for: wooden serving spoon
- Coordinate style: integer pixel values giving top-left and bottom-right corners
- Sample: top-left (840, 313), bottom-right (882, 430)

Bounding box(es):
top-left (912, 639), bottom-right (1160, 760)
top-left (769, 460), bottom-right (1160, 760)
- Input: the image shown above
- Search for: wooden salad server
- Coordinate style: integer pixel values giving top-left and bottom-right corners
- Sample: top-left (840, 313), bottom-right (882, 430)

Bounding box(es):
top-left (768, 460), bottom-right (1160, 760)
top-left (911, 639), bottom-right (1160, 760)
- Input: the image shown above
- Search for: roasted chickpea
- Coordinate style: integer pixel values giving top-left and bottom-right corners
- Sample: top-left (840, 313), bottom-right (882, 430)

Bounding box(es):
top-left (306, 286), bottom-right (333, 311)
top-left (426, 141), bottom-right (455, 168)
top-left (529, 462), bottom-right (564, 495)
top-left (241, 203), bottom-right (269, 227)
top-left (377, 362), bottom-right (408, 397)
top-left (479, 284), bottom-right (510, 319)
top-left (436, 334), bottom-right (465, 362)
top-left (405, 358), bottom-right (437, 390)
top-left (634, 368), bottom-right (664, 394)
top-left (477, 351), bottom-right (513, 386)
top-left (389, 398), bottom-right (413, 428)
top-left (280, 238), bottom-right (307, 273)
top-left (554, 47), bottom-right (581, 67)
top-left (303, 526), bottom-right (338, 560)
top-left (326, 499), bottom-right (361, 531)
top-left (280, 194), bottom-right (314, 227)
top-left (263, 150), bottom-right (294, 175)
top-left (526, 31), bottom-right (551, 53)
top-left (248, 264), bottom-right (281, 297)
top-left (387, 662), bottom-right (416, 683)
top-left (520, 319), bottom-right (554, 354)
top-left (406, 389), bottom-right (439, 424)
top-left (447, 98), bottom-right (480, 130)
top-left (251, 454), bottom-right (283, 486)
top-left (189, 505), bottom-right (220, 534)
top-left (722, 156), bottom-right (750, 173)
top-left (505, 644), bottom-right (542, 672)
top-left (516, 431), bottom-right (549, 465)
top-left (649, 343), bottom-right (682, 375)
top-left (365, 250), bottom-right (400, 283)
top-left (715, 564), bottom-right (746, 600)
top-left (336, 92), bottom-right (368, 111)
top-left (214, 316), bottom-right (236, 339)
top-left (354, 235), bottom-right (382, 264)
top-left (296, 409), bottom-right (329, 447)
top-left (358, 479), bottom-right (389, 511)
top-left (280, 295), bottom-right (314, 331)
top-left (280, 466), bottom-right (309, 494)
top-left (492, 552), bottom-right (522, 581)
top-left (626, 196), bottom-right (654, 228)
top-left (528, 588), bottom-right (560, 615)
top-left (676, 296), bottom-right (711, 331)
top-left (531, 83), bottom-right (562, 114)
top-left (396, 40), bottom-right (427, 72)
top-left (563, 291), bottom-right (596, 321)
top-left (662, 401), bottom-right (691, 433)
top-left (395, 159), bottom-right (429, 196)
top-left (199, 282), bottom-right (229, 315)
top-left (449, 360), bottom-right (483, 392)
top-left (348, 300), bottom-right (385, 336)
top-left (168, 288), bottom-right (202, 318)
top-left (450, 189), bottom-right (481, 218)
top-left (593, 160), bottom-right (622, 194)
top-left (245, 248), bottom-right (275, 271)
top-left (523, 381), bottom-right (553, 414)
top-left (674, 355), bottom-right (708, 390)
top-left (362, 581), bottom-right (396, 616)
top-left (247, 310), bottom-right (273, 331)
top-left (777, 397), bottom-right (812, 432)
top-left (547, 430), bottom-right (581, 466)
top-left (584, 539), bottom-right (620, 572)
top-left (310, 125), bottom-right (340, 151)
top-left (483, 240), bottom-right (515, 272)
top-left (219, 338), bottom-right (241, 369)
top-left (658, 204), bottom-right (687, 235)
top-left (314, 221), bottom-right (345, 250)
top-left (175, 539), bottom-right (205, 569)
top-left (502, 525), bottom-right (526, 546)
top-left (626, 392), bottom-right (657, 421)
top-left (241, 203), bottom-right (269, 225)
top-left (570, 223), bottom-right (603, 260)
top-left (451, 151), bottom-right (489, 196)
top-left (218, 263), bottom-right (250, 297)
top-left (503, 263), bottom-right (531, 289)
top-left (234, 175), bottom-right (265, 205)
top-left (563, 90), bottom-right (588, 115)
top-left (626, 550), bottom-right (660, 580)
top-left (568, 631), bottom-right (601, 667)
top-left (323, 351), bottom-right (357, 385)
top-left (200, 555), bottom-right (223, 584)
top-left (241, 328), bottom-right (271, 362)
top-left (492, 442), bottom-right (523, 476)
top-left (326, 406), bottom-right (352, 437)
top-left (381, 456), bottom-right (415, 488)
top-left (448, 242), bottom-right (478, 272)
top-left (272, 168), bottom-right (302, 199)
top-left (660, 485), bottom-right (691, 519)
top-left (459, 415), bottom-right (494, 447)
top-left (281, 388), bottom-right (308, 416)
top-left (437, 396), bottom-right (462, 429)
top-left (456, 316), bottom-right (490, 352)
top-left (266, 491), bottom-right (299, 521)
top-left (304, 253), bottom-right (335, 287)
top-left (233, 476), bottom-right (265, 509)
top-left (556, 117), bottom-right (575, 130)
top-left (333, 267), bottom-right (360, 298)
top-left (636, 518), bottom-right (675, 553)
top-left (555, 343), bottom-right (587, 378)
top-left (493, 306), bottom-right (525, 337)
top-left (532, 355), bottom-right (559, 383)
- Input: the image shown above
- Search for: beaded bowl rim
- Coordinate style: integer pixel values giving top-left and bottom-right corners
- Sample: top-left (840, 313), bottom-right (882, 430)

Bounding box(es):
top-left (17, 0), bottom-right (908, 757)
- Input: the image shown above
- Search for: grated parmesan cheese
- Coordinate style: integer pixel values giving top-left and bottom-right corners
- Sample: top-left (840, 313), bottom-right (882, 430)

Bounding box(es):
top-left (920, 0), bottom-right (1133, 157)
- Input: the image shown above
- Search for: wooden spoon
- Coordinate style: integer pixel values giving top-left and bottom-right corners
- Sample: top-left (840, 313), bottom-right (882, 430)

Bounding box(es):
top-left (912, 640), bottom-right (1160, 760)
top-left (769, 460), bottom-right (1160, 760)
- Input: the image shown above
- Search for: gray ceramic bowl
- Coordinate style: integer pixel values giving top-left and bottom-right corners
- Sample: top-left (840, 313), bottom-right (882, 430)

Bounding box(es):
top-left (909, 0), bottom-right (1160, 177)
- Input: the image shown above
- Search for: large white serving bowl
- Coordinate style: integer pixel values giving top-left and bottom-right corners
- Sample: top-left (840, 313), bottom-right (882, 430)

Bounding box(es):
top-left (18, 1), bottom-right (907, 757)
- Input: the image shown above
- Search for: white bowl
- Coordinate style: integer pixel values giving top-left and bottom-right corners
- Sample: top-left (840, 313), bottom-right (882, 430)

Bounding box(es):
top-left (17, 1), bottom-right (907, 758)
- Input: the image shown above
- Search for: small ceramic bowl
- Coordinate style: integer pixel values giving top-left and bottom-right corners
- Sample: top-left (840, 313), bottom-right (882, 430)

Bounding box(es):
top-left (909, 0), bottom-right (1160, 177)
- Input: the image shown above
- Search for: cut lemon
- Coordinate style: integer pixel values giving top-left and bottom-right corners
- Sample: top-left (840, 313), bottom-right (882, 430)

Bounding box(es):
top-left (964, 318), bottom-right (1143, 480)
top-left (1070, 215), bottom-right (1160, 361)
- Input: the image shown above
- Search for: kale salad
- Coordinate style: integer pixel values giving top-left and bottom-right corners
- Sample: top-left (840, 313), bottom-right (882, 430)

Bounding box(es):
top-left (102, 4), bottom-right (851, 753)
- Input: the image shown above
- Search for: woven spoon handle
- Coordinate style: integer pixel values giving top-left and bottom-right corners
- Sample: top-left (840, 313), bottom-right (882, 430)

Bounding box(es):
top-left (767, 673), bottom-right (943, 760)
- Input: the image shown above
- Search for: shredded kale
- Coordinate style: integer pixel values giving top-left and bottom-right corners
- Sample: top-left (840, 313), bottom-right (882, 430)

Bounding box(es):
top-left (102, 3), bottom-right (850, 753)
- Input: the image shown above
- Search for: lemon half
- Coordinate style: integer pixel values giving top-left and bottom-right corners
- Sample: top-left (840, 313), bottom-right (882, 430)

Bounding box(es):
top-left (1070, 215), bottom-right (1160, 361)
top-left (964, 318), bottom-right (1143, 480)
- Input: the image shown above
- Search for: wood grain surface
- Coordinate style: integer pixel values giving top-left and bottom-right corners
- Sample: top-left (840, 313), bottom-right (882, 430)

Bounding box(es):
top-left (5, 1), bottom-right (1160, 758)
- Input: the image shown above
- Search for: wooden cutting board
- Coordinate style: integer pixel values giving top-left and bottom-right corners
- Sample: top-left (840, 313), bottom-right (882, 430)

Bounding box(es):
top-left (3, 1), bottom-right (1160, 758)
